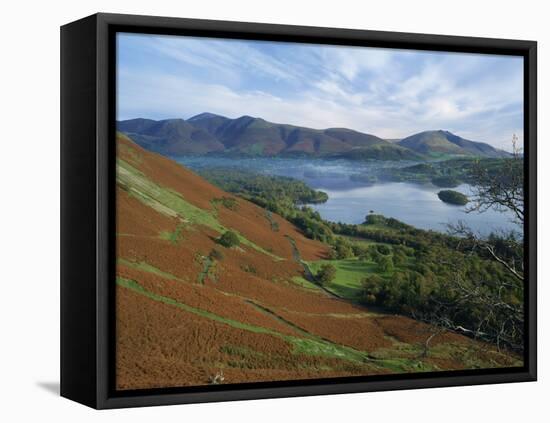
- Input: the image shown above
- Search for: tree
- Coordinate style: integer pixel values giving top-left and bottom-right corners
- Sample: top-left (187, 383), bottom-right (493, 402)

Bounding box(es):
top-left (415, 260), bottom-right (524, 351)
top-left (360, 275), bottom-right (384, 304)
top-left (218, 230), bottom-right (240, 248)
top-left (334, 242), bottom-right (354, 259)
top-left (375, 244), bottom-right (392, 255)
top-left (377, 255), bottom-right (394, 273)
top-left (468, 135), bottom-right (524, 225)
top-left (316, 264), bottom-right (337, 286)
top-left (430, 136), bottom-right (526, 351)
top-left (364, 214), bottom-right (386, 225)
top-left (448, 221), bottom-right (524, 282)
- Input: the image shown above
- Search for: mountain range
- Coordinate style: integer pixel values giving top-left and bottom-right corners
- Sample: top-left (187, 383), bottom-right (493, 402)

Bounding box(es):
top-left (117, 113), bottom-right (511, 160)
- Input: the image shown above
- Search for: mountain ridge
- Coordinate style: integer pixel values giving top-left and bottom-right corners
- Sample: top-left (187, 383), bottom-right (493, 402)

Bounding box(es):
top-left (117, 114), bottom-right (510, 160)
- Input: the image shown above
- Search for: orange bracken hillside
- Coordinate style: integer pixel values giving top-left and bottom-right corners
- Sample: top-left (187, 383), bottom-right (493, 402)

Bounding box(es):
top-left (115, 133), bottom-right (519, 390)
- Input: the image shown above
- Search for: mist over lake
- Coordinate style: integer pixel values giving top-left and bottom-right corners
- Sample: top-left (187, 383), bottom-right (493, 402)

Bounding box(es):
top-left (176, 156), bottom-right (519, 236)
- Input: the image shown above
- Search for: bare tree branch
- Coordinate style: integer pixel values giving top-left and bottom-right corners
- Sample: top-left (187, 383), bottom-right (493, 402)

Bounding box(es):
top-left (467, 135), bottom-right (524, 226)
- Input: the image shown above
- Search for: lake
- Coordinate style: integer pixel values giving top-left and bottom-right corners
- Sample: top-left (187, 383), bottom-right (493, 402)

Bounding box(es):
top-left (310, 182), bottom-right (519, 234)
top-left (176, 156), bottom-right (520, 236)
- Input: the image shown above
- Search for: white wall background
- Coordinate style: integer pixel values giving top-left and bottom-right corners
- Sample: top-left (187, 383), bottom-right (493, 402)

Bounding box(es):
top-left (1, 0), bottom-right (546, 420)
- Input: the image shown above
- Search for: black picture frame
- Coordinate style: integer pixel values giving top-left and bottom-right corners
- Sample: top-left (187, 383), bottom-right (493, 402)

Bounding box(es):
top-left (61, 12), bottom-right (537, 409)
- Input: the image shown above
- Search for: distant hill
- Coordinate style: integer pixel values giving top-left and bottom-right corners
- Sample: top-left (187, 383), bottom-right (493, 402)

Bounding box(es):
top-left (118, 115), bottom-right (508, 160)
top-left (118, 114), bottom-right (420, 160)
top-left (117, 118), bottom-right (224, 155)
top-left (398, 130), bottom-right (510, 158)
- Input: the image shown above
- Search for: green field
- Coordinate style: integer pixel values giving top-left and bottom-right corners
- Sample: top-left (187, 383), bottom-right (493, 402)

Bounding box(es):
top-left (306, 257), bottom-right (388, 299)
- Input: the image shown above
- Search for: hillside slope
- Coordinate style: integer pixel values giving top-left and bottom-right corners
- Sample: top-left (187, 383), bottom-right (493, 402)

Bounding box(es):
top-left (115, 133), bottom-right (518, 390)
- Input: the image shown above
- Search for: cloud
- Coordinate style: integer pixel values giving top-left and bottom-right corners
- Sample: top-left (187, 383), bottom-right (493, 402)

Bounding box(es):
top-left (117, 34), bottom-right (524, 151)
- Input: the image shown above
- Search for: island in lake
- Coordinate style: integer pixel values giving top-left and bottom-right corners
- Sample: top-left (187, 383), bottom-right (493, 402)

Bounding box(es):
top-left (437, 190), bottom-right (469, 205)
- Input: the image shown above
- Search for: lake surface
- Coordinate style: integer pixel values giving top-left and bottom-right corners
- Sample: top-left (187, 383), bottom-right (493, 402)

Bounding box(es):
top-left (311, 182), bottom-right (519, 234)
top-left (176, 156), bottom-right (520, 236)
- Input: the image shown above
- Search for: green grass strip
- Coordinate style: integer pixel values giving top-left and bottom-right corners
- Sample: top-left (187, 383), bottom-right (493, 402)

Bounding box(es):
top-left (159, 222), bottom-right (187, 244)
top-left (117, 277), bottom-right (379, 366)
top-left (118, 277), bottom-right (282, 336)
top-left (117, 278), bottom-right (437, 373)
top-left (117, 258), bottom-right (187, 283)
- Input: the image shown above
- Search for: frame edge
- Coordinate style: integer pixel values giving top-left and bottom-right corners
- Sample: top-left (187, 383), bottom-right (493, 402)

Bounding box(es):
top-left (60, 13), bottom-right (100, 409)
top-left (83, 12), bottom-right (538, 409)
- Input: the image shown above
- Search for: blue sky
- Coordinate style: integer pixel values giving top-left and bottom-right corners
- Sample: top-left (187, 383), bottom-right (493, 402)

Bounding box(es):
top-left (117, 33), bottom-right (524, 151)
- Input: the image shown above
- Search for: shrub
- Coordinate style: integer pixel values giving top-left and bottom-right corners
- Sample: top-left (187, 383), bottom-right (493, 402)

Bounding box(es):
top-left (218, 230), bottom-right (240, 248)
top-left (316, 264), bottom-right (337, 286)
top-left (331, 241), bottom-right (354, 259)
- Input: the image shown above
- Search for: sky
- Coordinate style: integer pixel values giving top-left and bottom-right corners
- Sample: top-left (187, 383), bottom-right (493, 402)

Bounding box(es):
top-left (117, 33), bottom-right (524, 151)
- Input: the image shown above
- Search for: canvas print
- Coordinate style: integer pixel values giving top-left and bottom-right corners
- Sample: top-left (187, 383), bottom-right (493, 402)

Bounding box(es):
top-left (115, 33), bottom-right (525, 391)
